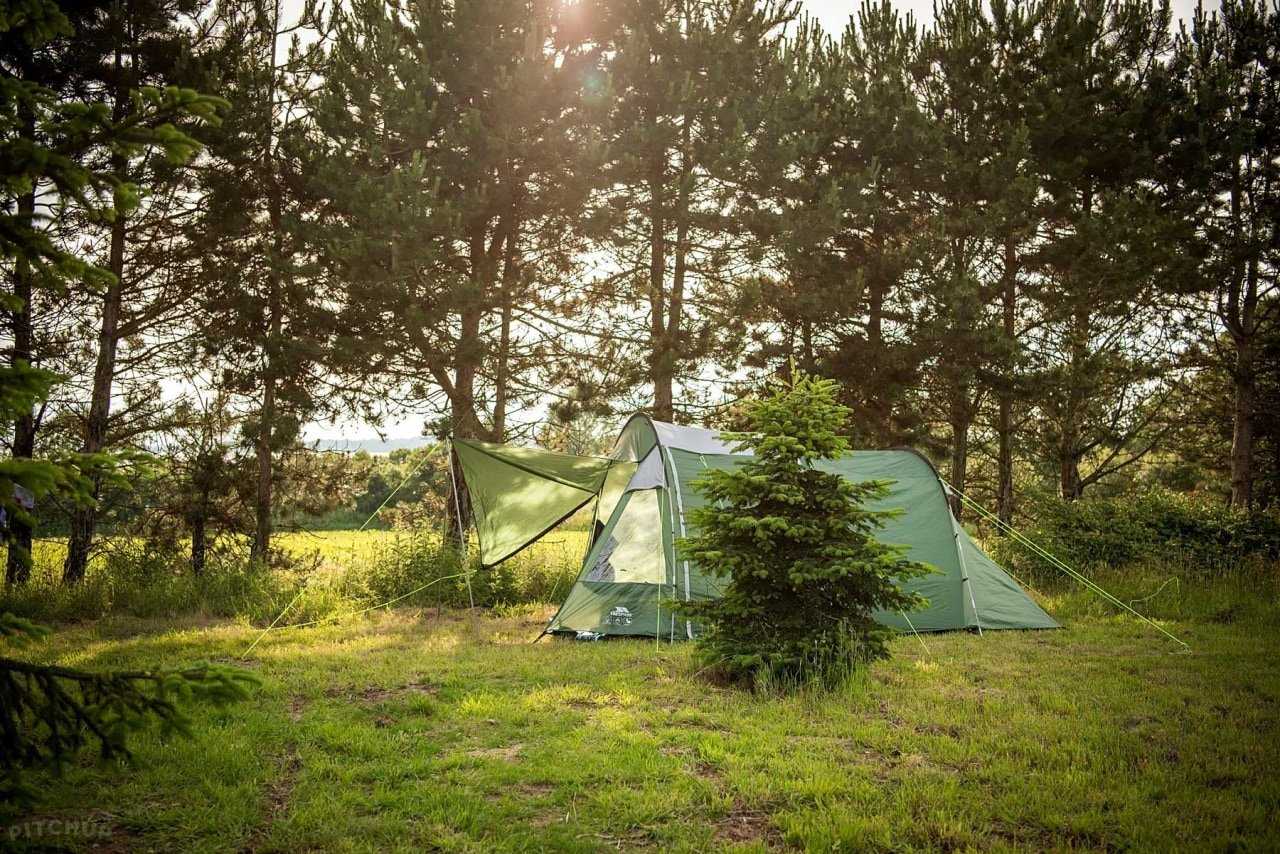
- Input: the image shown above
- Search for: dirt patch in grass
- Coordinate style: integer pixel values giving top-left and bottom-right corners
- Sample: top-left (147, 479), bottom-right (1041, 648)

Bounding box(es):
top-left (692, 759), bottom-right (722, 780)
top-left (326, 680), bottom-right (440, 704)
top-left (287, 696), bottom-right (306, 722)
top-left (713, 803), bottom-right (781, 847)
top-left (466, 742), bottom-right (524, 761)
top-left (515, 782), bottom-right (555, 797)
top-left (915, 722), bottom-right (963, 738)
top-left (243, 749), bottom-right (300, 853)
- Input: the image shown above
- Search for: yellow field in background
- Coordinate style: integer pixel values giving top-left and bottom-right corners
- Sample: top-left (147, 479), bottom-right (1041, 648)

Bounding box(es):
top-left (18, 528), bottom-right (593, 578)
top-left (274, 528), bottom-right (591, 566)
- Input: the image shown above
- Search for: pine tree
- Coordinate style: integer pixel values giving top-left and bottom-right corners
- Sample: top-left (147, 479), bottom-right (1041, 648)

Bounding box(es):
top-left (194, 0), bottom-right (340, 562)
top-left (1, 0), bottom-right (222, 583)
top-left (306, 0), bottom-right (618, 536)
top-left (0, 0), bottom-right (249, 805)
top-left (1023, 0), bottom-right (1181, 500)
top-left (738, 2), bottom-right (932, 446)
top-left (1167, 0), bottom-right (1280, 508)
top-left (916, 0), bottom-right (1009, 519)
top-left (677, 372), bottom-right (931, 689)
top-left (589, 0), bottom-right (795, 421)
top-left (986, 0), bottom-right (1042, 525)
top-left (58, 0), bottom-right (223, 583)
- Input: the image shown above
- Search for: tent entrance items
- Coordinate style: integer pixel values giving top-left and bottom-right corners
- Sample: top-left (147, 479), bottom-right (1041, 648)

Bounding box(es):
top-left (452, 414), bottom-right (1058, 640)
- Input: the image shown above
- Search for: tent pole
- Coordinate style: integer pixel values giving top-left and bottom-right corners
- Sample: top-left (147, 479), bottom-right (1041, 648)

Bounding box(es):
top-left (448, 440), bottom-right (475, 610)
top-left (661, 444), bottom-right (694, 640)
top-left (942, 483), bottom-right (983, 635)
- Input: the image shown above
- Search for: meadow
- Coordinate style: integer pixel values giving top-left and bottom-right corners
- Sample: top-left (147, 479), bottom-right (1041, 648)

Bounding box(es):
top-left (1, 530), bottom-right (1278, 851)
top-left (0, 530), bottom-right (592, 627)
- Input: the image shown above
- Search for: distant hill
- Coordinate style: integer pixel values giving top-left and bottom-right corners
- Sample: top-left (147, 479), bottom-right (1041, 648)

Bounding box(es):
top-left (312, 436), bottom-right (435, 454)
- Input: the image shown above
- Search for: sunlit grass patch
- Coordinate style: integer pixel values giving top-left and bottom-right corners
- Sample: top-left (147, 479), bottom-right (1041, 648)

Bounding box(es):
top-left (1, 597), bottom-right (1276, 851)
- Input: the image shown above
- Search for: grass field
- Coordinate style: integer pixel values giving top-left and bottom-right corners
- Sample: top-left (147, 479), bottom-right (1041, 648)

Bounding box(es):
top-left (2, 576), bottom-right (1278, 851)
top-left (13, 529), bottom-right (593, 581)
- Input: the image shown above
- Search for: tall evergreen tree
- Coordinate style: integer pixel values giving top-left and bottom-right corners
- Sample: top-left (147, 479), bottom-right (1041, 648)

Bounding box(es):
top-left (739, 2), bottom-right (931, 445)
top-left (1167, 0), bottom-right (1280, 508)
top-left (306, 0), bottom-right (620, 532)
top-left (59, 0), bottom-right (217, 583)
top-left (195, 0), bottom-right (339, 562)
top-left (589, 0), bottom-right (795, 422)
top-left (1023, 0), bottom-right (1180, 500)
top-left (986, 0), bottom-right (1042, 524)
top-left (916, 0), bottom-right (1009, 518)
top-left (0, 0), bottom-right (111, 583)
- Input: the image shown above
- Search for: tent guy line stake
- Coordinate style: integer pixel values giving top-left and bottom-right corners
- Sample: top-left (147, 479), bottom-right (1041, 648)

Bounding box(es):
top-left (900, 610), bottom-right (933, 659)
top-left (943, 482), bottom-right (1190, 652)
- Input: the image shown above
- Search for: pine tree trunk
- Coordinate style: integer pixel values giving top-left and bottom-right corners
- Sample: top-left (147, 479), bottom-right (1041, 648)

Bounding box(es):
top-left (251, 0), bottom-right (282, 565)
top-left (996, 236), bottom-right (1017, 526)
top-left (190, 512), bottom-right (206, 576)
top-left (252, 166), bottom-right (283, 564)
top-left (864, 269), bottom-right (889, 440)
top-left (647, 157), bottom-right (671, 421)
top-left (1229, 330), bottom-right (1255, 509)
top-left (453, 228), bottom-right (487, 442)
top-left (1059, 306), bottom-right (1085, 504)
top-left (252, 356), bottom-right (276, 563)
top-left (1225, 173), bottom-right (1259, 510)
top-left (1058, 237), bottom-right (1090, 503)
top-left (948, 388), bottom-right (970, 521)
top-left (6, 185), bottom-right (37, 586)
top-left (444, 230), bottom-right (491, 545)
top-left (663, 118), bottom-right (691, 422)
top-left (492, 230), bottom-right (516, 443)
top-left (63, 167), bottom-right (126, 585)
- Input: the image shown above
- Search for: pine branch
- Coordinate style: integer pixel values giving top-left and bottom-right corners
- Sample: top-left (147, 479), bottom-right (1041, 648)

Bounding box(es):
top-left (0, 614), bottom-right (257, 806)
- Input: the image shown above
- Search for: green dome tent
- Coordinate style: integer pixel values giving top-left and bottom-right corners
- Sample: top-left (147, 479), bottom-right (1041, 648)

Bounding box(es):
top-left (453, 414), bottom-right (1058, 640)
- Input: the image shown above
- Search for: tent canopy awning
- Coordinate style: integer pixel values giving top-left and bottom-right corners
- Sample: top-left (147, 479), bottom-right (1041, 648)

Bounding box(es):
top-left (453, 438), bottom-right (616, 566)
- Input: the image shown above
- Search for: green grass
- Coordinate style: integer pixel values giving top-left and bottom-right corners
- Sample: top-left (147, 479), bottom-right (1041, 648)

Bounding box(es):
top-left (2, 581), bottom-right (1278, 851)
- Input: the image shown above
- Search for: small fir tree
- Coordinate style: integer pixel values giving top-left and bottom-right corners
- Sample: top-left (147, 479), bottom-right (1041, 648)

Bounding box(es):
top-left (677, 372), bottom-right (932, 688)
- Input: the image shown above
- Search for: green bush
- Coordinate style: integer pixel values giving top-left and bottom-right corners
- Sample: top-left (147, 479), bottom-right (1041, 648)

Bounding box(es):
top-left (989, 488), bottom-right (1280, 582)
top-left (353, 532), bottom-right (579, 610)
top-left (0, 542), bottom-right (346, 626)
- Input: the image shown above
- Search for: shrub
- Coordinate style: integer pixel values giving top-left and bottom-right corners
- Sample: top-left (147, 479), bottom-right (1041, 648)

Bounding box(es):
top-left (354, 531), bottom-right (580, 610)
top-left (677, 372), bottom-right (932, 690)
top-left (989, 488), bottom-right (1280, 581)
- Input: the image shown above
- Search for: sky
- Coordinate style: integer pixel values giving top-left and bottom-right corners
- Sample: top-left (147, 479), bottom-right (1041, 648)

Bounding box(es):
top-left (798, 0), bottom-right (1219, 34)
top-left (303, 0), bottom-right (1224, 445)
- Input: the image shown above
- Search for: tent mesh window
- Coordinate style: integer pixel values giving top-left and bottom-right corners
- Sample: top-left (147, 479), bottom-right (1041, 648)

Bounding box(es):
top-left (584, 489), bottom-right (665, 584)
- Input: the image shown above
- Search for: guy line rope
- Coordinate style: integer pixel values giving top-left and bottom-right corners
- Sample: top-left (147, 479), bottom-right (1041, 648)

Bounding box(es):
top-left (942, 481), bottom-right (1190, 652)
top-left (240, 441), bottom-right (475, 659)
